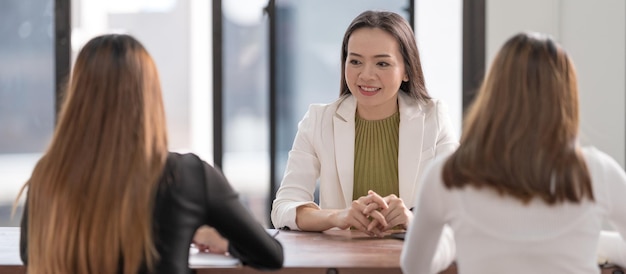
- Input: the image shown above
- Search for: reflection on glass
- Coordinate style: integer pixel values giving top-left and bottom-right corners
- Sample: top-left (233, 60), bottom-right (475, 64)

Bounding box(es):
top-left (0, 0), bottom-right (55, 226)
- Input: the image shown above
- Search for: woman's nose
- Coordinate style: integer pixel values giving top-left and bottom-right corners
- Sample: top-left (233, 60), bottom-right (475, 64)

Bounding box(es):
top-left (359, 64), bottom-right (376, 80)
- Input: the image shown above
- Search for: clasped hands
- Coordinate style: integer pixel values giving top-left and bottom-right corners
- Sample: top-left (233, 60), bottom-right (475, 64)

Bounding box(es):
top-left (339, 190), bottom-right (412, 237)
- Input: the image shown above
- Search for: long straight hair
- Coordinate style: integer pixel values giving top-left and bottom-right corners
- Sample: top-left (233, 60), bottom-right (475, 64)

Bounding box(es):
top-left (16, 34), bottom-right (168, 273)
top-left (339, 10), bottom-right (430, 102)
top-left (442, 32), bottom-right (593, 204)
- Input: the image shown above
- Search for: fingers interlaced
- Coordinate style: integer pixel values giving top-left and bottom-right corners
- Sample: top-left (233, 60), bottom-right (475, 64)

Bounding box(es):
top-left (366, 190), bottom-right (389, 210)
top-left (348, 191), bottom-right (411, 236)
top-left (380, 197), bottom-right (411, 230)
top-left (348, 201), bottom-right (373, 233)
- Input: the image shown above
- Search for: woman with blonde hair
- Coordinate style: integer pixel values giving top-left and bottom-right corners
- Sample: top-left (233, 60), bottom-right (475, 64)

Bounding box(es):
top-left (402, 32), bottom-right (626, 273)
top-left (17, 34), bottom-right (283, 274)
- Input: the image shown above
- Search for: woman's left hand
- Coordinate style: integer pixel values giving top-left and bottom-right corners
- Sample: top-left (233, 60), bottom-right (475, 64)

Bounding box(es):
top-left (363, 190), bottom-right (413, 232)
top-left (379, 194), bottom-right (412, 230)
top-left (193, 225), bottom-right (229, 254)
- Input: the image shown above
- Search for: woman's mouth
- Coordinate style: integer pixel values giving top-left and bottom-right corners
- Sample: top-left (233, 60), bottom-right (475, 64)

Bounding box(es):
top-left (359, 86), bottom-right (380, 96)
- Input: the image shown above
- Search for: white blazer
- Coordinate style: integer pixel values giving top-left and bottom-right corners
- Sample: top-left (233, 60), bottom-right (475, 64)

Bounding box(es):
top-left (271, 92), bottom-right (459, 230)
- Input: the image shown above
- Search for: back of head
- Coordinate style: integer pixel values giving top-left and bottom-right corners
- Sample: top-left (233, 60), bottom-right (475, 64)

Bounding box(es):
top-left (23, 34), bottom-right (168, 274)
top-left (443, 32), bottom-right (592, 204)
top-left (339, 10), bottom-right (429, 101)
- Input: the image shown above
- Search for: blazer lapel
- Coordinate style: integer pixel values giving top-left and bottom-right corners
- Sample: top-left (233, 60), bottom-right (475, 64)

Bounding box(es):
top-left (334, 96), bottom-right (356, 207)
top-left (397, 93), bottom-right (425, 207)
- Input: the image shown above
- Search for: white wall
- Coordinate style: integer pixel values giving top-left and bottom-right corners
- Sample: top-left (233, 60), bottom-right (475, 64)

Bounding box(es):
top-left (487, 0), bottom-right (626, 168)
top-left (189, 0), bottom-right (213, 163)
top-left (415, 0), bottom-right (464, 140)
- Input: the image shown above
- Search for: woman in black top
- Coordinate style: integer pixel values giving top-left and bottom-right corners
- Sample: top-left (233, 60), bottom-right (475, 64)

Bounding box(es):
top-left (17, 34), bottom-right (283, 274)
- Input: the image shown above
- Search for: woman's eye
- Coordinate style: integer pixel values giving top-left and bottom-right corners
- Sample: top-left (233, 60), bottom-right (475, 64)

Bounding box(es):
top-left (349, 60), bottom-right (361, 65)
top-left (377, 62), bottom-right (390, 67)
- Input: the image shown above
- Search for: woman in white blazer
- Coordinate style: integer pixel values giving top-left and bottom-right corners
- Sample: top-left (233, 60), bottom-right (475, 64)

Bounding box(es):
top-left (271, 10), bottom-right (458, 272)
top-left (271, 92), bottom-right (457, 229)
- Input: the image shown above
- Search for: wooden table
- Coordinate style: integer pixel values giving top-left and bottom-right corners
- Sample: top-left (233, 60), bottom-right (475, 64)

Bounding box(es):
top-left (0, 227), bottom-right (623, 274)
top-left (210, 229), bottom-right (410, 274)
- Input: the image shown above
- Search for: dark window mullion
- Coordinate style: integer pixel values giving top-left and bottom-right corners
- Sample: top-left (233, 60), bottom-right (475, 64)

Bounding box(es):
top-left (213, 0), bottom-right (223, 169)
top-left (54, 0), bottom-right (71, 122)
top-left (462, 0), bottom-right (485, 113)
top-left (267, 0), bottom-right (277, 228)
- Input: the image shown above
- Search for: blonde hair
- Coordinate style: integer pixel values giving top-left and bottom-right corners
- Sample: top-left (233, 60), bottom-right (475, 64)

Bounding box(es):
top-left (443, 32), bottom-right (592, 204)
top-left (16, 34), bottom-right (168, 273)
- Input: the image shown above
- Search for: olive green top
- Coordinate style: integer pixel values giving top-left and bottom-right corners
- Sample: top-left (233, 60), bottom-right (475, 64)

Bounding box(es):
top-left (352, 110), bottom-right (400, 200)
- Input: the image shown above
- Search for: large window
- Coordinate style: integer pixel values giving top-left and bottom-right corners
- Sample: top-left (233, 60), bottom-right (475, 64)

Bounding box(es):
top-left (0, 0), bottom-right (213, 226)
top-left (0, 0), bottom-right (56, 226)
top-left (0, 0), bottom-right (414, 228)
top-left (71, 0), bottom-right (213, 160)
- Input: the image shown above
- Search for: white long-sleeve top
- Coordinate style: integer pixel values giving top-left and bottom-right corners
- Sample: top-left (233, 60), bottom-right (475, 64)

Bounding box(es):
top-left (402, 147), bottom-right (626, 274)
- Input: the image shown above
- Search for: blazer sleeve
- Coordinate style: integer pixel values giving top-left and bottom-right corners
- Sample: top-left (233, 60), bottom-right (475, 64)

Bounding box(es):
top-left (271, 106), bottom-right (321, 230)
top-left (434, 100), bottom-right (460, 158)
top-left (594, 148), bottom-right (626, 267)
top-left (200, 161), bottom-right (284, 270)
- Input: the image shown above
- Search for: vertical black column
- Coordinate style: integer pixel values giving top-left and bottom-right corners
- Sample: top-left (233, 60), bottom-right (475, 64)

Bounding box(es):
top-left (406, 0), bottom-right (415, 31)
top-left (266, 0), bottom-right (277, 228)
top-left (54, 0), bottom-right (71, 121)
top-left (462, 0), bottom-right (485, 113)
top-left (212, 1), bottom-right (223, 169)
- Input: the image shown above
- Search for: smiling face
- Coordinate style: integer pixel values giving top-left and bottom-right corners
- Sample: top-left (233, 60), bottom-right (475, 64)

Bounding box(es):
top-left (345, 27), bottom-right (408, 120)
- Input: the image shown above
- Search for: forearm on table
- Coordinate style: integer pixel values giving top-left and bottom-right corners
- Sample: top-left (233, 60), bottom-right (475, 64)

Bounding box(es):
top-left (598, 230), bottom-right (626, 267)
top-left (296, 205), bottom-right (342, 231)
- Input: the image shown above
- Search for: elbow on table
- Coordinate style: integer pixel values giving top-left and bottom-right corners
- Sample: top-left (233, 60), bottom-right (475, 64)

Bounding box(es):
top-left (270, 202), bottom-right (296, 231)
top-left (262, 249), bottom-right (285, 270)
top-left (243, 251), bottom-right (284, 270)
top-left (230, 241), bottom-right (285, 270)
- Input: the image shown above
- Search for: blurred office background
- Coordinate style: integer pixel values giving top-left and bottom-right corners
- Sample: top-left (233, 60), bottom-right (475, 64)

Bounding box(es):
top-left (0, 0), bottom-right (624, 228)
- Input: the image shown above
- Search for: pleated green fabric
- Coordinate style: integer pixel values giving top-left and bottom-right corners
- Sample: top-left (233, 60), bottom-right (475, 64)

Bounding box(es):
top-left (352, 111), bottom-right (400, 200)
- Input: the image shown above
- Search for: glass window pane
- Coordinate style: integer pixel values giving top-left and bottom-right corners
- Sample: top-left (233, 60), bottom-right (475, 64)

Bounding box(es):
top-left (222, 0), bottom-right (270, 227)
top-left (0, 0), bottom-right (55, 226)
top-left (0, 0), bottom-right (214, 226)
top-left (72, 0), bottom-right (213, 160)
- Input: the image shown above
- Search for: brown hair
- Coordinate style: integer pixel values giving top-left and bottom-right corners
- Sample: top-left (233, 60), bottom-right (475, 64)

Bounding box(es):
top-left (442, 32), bottom-right (593, 204)
top-left (339, 10), bottom-right (430, 102)
top-left (16, 34), bottom-right (168, 273)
